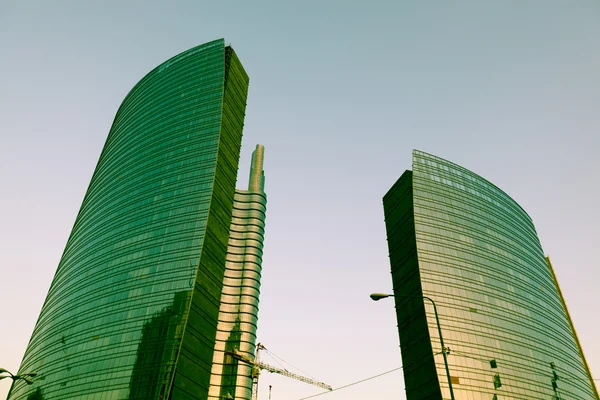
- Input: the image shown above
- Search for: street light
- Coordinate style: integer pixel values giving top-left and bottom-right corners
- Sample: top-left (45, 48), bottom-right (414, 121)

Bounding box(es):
top-left (1, 368), bottom-right (37, 397)
top-left (370, 292), bottom-right (456, 400)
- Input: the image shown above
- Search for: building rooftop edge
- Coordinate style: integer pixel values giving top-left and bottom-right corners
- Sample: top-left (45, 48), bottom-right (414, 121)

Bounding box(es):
top-left (412, 149), bottom-right (533, 223)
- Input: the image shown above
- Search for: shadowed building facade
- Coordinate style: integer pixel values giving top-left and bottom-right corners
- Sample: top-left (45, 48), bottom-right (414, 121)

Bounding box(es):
top-left (9, 39), bottom-right (255, 400)
top-left (383, 150), bottom-right (598, 400)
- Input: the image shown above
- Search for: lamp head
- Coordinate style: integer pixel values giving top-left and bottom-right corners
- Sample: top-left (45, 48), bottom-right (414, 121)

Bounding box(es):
top-left (370, 293), bottom-right (393, 301)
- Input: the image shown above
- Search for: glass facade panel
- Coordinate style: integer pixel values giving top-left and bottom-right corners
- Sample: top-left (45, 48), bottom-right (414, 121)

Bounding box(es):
top-left (384, 150), bottom-right (598, 400)
top-left (10, 39), bottom-right (250, 400)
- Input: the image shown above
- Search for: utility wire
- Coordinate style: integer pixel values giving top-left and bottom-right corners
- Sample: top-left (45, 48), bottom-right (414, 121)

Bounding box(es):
top-left (296, 366), bottom-right (403, 400)
top-left (291, 351), bottom-right (598, 400)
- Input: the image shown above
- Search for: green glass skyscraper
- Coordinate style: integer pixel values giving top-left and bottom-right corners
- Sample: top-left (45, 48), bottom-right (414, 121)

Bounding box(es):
top-left (383, 150), bottom-right (598, 400)
top-left (9, 39), bottom-right (255, 400)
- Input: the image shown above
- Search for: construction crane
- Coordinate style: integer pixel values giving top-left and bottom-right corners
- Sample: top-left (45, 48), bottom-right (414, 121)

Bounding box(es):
top-left (228, 343), bottom-right (332, 400)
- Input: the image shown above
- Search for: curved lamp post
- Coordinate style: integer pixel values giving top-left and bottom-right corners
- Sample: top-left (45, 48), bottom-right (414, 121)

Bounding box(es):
top-left (370, 293), bottom-right (456, 400)
top-left (1, 368), bottom-right (37, 398)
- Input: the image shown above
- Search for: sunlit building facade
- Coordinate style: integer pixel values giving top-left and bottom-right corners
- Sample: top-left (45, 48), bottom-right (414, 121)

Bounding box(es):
top-left (383, 150), bottom-right (598, 400)
top-left (208, 145), bottom-right (267, 400)
top-left (9, 39), bottom-right (257, 400)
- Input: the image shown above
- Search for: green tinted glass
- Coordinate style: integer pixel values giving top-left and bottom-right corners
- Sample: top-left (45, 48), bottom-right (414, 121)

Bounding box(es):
top-left (11, 39), bottom-right (250, 400)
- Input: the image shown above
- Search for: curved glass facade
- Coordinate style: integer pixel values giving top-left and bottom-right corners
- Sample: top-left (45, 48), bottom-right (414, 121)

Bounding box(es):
top-left (10, 39), bottom-right (250, 400)
top-left (383, 150), bottom-right (598, 400)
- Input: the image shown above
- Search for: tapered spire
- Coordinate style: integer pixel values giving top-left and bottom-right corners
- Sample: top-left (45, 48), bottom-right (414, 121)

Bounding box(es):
top-left (248, 144), bottom-right (265, 192)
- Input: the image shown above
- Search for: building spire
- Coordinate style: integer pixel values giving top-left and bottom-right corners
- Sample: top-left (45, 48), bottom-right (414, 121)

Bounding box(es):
top-left (248, 144), bottom-right (265, 192)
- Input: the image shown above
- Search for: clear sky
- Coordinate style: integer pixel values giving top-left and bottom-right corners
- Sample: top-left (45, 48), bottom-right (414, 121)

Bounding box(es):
top-left (1, 1), bottom-right (599, 399)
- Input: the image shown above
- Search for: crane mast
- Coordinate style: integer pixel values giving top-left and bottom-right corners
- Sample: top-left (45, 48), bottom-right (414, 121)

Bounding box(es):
top-left (228, 343), bottom-right (332, 400)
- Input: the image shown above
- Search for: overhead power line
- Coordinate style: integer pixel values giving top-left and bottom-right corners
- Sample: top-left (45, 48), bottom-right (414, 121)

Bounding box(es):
top-left (294, 351), bottom-right (600, 400)
top-left (296, 366), bottom-right (403, 400)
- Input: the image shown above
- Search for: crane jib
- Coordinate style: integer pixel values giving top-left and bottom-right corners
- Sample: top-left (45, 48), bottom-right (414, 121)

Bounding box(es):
top-left (226, 349), bottom-right (333, 392)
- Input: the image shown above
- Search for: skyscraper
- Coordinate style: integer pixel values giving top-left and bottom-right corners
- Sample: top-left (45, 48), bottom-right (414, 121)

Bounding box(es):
top-left (9, 39), bottom-right (255, 400)
top-left (383, 150), bottom-right (598, 400)
top-left (208, 145), bottom-right (267, 400)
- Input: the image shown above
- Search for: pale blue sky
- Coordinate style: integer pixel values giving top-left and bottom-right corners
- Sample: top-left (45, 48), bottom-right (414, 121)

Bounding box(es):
top-left (1, 1), bottom-right (599, 399)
